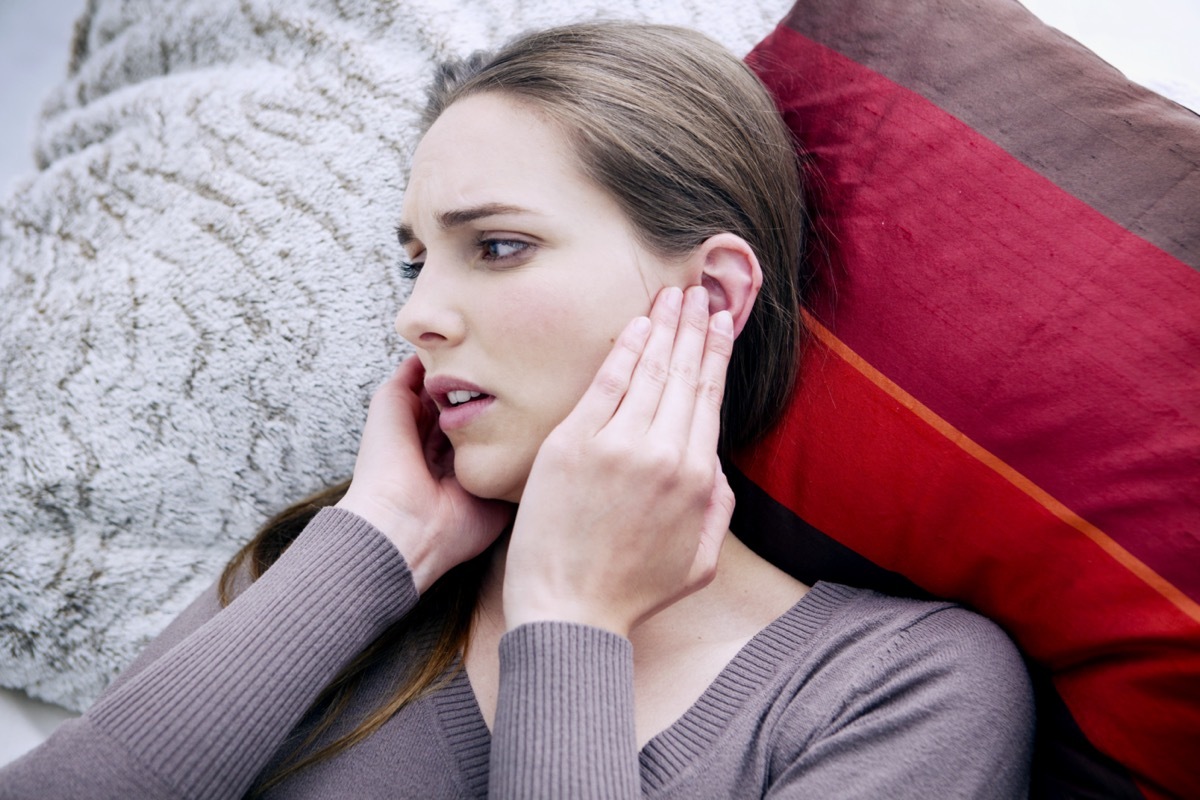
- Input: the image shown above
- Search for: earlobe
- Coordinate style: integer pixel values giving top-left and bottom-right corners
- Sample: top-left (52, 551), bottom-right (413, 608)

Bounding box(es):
top-left (696, 233), bottom-right (763, 338)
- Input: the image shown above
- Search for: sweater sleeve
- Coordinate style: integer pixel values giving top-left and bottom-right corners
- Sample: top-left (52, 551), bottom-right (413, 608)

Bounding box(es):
top-left (489, 622), bottom-right (641, 799)
top-left (0, 507), bottom-right (419, 800)
top-left (766, 605), bottom-right (1035, 799)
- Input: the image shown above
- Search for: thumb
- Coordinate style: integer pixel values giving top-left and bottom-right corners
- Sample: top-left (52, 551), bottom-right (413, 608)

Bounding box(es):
top-left (689, 467), bottom-right (734, 588)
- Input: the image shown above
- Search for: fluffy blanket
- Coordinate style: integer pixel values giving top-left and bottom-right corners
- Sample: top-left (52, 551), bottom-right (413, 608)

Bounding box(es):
top-left (0, 0), bottom-right (792, 711)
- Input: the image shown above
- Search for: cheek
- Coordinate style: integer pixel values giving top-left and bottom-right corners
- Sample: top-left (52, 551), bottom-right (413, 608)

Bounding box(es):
top-left (515, 307), bottom-right (608, 413)
top-left (515, 290), bottom-right (642, 397)
top-left (484, 249), bottom-right (660, 425)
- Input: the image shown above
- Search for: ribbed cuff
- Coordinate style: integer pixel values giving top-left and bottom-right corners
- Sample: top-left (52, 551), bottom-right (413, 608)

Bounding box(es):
top-left (490, 622), bottom-right (639, 800)
top-left (90, 507), bottom-right (417, 799)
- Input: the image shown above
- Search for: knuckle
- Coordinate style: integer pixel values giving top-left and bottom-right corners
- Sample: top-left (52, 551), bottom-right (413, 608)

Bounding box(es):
top-left (697, 376), bottom-right (725, 410)
top-left (593, 366), bottom-right (627, 398)
top-left (668, 360), bottom-right (699, 388)
top-left (708, 329), bottom-right (735, 358)
top-left (618, 331), bottom-right (646, 355)
top-left (681, 460), bottom-right (710, 487)
top-left (678, 464), bottom-right (705, 488)
top-left (594, 431), bottom-right (635, 462)
top-left (684, 311), bottom-right (710, 335)
top-left (639, 355), bottom-right (669, 386)
top-left (640, 442), bottom-right (682, 475)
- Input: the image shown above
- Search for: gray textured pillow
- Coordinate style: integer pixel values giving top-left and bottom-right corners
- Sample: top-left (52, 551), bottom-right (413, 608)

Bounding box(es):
top-left (0, 0), bottom-right (791, 711)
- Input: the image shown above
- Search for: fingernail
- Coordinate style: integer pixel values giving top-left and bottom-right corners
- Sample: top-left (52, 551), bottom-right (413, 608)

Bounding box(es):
top-left (713, 310), bottom-right (733, 334)
top-left (662, 286), bottom-right (683, 310)
top-left (686, 285), bottom-right (708, 307)
top-left (631, 316), bottom-right (651, 336)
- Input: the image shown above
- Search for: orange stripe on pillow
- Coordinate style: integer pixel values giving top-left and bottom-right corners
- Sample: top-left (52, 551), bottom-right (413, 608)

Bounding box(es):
top-left (736, 331), bottom-right (1200, 662)
top-left (800, 311), bottom-right (1200, 626)
top-left (734, 326), bottom-right (1200, 796)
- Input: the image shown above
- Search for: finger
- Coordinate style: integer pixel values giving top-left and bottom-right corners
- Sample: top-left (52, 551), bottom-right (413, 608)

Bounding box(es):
top-left (400, 357), bottom-right (457, 479)
top-left (375, 355), bottom-right (428, 419)
top-left (366, 356), bottom-right (420, 426)
top-left (365, 355), bottom-right (432, 464)
top-left (649, 285), bottom-right (711, 442)
top-left (688, 467), bottom-right (734, 588)
top-left (559, 314), bottom-right (652, 432)
top-left (608, 286), bottom-right (683, 431)
top-left (396, 352), bottom-right (426, 386)
top-left (422, 406), bottom-right (455, 478)
top-left (424, 422), bottom-right (456, 479)
top-left (687, 310), bottom-right (735, 458)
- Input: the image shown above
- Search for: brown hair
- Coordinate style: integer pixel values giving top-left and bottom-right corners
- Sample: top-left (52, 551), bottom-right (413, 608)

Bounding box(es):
top-left (426, 22), bottom-right (807, 453)
top-left (223, 20), bottom-right (810, 792)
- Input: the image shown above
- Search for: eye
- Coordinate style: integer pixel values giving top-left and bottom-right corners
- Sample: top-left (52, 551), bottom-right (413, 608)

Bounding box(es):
top-left (479, 238), bottom-right (532, 263)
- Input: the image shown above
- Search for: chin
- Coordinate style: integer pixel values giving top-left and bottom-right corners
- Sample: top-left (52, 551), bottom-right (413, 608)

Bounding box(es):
top-left (451, 445), bottom-right (527, 504)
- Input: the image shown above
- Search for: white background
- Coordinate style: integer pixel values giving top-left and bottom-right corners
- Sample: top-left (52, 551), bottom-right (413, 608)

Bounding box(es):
top-left (0, 0), bottom-right (1197, 767)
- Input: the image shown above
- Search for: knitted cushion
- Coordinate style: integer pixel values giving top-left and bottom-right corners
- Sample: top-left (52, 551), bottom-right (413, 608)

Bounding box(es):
top-left (0, 0), bottom-right (793, 712)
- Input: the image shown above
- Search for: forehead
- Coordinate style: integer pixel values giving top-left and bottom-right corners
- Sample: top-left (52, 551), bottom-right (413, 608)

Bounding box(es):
top-left (402, 93), bottom-right (616, 228)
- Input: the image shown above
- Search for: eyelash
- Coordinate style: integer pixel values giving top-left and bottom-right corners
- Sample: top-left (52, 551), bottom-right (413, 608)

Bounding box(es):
top-left (398, 238), bottom-right (532, 280)
top-left (398, 260), bottom-right (423, 280)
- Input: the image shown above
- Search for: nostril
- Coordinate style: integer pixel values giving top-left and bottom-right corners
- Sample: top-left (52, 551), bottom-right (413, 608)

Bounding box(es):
top-left (394, 284), bottom-right (464, 346)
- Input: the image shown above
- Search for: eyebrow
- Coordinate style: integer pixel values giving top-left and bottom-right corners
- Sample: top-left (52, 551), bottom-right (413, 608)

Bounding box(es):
top-left (396, 203), bottom-right (536, 246)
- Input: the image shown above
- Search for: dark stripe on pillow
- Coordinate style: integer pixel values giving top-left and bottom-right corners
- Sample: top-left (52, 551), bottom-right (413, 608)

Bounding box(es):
top-left (1027, 665), bottom-right (1145, 800)
top-left (780, 0), bottom-right (1200, 270)
top-left (726, 461), bottom-right (927, 598)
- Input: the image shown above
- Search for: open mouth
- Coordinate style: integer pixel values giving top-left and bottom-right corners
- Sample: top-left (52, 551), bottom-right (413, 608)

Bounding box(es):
top-left (440, 389), bottom-right (495, 413)
top-left (446, 389), bottom-right (486, 407)
top-left (424, 376), bottom-right (495, 430)
top-left (434, 389), bottom-right (495, 432)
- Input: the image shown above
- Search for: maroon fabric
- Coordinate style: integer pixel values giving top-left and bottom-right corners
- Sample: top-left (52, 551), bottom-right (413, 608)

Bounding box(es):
top-left (781, 0), bottom-right (1200, 269)
top-left (740, 1), bottom-right (1200, 798)
top-left (784, 46), bottom-right (1200, 593)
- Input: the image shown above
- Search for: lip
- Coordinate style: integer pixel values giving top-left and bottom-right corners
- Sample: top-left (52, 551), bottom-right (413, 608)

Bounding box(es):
top-left (424, 374), bottom-right (496, 432)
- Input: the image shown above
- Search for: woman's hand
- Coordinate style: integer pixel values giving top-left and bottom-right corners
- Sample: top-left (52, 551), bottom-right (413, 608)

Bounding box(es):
top-left (336, 356), bottom-right (514, 593)
top-left (502, 285), bottom-right (737, 638)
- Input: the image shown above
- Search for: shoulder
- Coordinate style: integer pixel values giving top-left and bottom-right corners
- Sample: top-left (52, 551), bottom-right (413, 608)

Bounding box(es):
top-left (799, 583), bottom-right (1031, 707)
top-left (789, 583), bottom-right (1019, 660)
top-left (758, 584), bottom-right (1034, 796)
top-left (750, 583), bottom-right (1034, 725)
top-left (845, 585), bottom-right (1021, 658)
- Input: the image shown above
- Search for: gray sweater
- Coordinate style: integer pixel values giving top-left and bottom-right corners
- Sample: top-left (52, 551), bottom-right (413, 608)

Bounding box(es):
top-left (0, 508), bottom-right (1033, 798)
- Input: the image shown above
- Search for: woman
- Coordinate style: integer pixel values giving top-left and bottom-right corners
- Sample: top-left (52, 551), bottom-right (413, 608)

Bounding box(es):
top-left (0, 21), bottom-right (1033, 799)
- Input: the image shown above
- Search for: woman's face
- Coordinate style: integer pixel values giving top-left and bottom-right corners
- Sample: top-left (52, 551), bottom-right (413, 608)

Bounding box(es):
top-left (396, 92), bottom-right (686, 503)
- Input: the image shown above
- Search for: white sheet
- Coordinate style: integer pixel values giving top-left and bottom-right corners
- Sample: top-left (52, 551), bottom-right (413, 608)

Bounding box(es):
top-left (1021, 0), bottom-right (1200, 113)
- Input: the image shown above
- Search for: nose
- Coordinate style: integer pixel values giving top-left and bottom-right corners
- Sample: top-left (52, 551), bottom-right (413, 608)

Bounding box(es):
top-left (394, 262), bottom-right (467, 349)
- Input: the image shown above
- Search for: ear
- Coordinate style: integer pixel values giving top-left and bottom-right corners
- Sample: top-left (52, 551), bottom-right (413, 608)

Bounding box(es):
top-left (692, 233), bottom-right (763, 338)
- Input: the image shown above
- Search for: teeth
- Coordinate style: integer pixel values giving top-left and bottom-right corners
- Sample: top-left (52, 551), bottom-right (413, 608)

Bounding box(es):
top-left (447, 390), bottom-right (483, 406)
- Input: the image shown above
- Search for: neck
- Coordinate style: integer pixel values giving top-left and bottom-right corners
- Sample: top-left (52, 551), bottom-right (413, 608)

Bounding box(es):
top-left (463, 523), bottom-right (809, 744)
top-left (473, 528), bottom-right (787, 655)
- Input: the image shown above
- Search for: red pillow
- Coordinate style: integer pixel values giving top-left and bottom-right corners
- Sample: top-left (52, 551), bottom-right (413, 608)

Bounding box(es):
top-left (738, 2), bottom-right (1200, 798)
